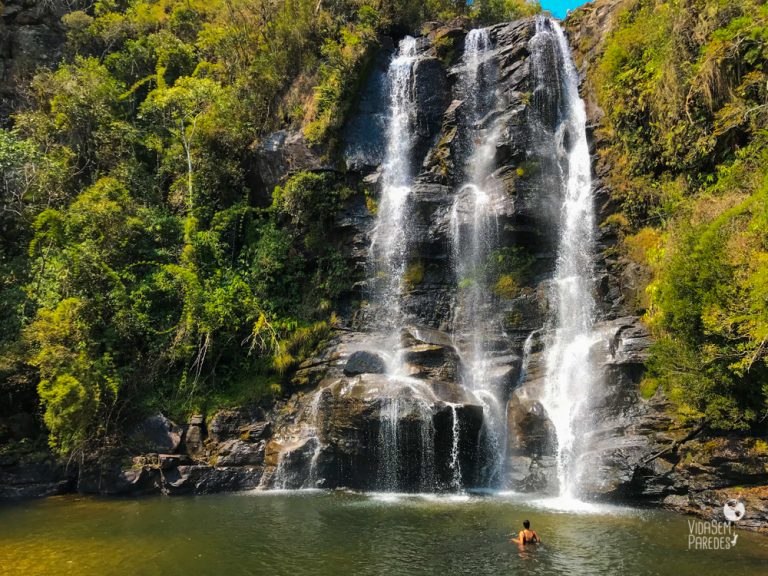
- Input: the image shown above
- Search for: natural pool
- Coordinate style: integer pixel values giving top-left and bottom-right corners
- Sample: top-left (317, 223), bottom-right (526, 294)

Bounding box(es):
top-left (1, 491), bottom-right (766, 575)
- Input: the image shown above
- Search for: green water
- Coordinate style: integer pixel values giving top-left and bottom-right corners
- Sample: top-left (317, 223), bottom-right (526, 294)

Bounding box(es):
top-left (1, 491), bottom-right (766, 575)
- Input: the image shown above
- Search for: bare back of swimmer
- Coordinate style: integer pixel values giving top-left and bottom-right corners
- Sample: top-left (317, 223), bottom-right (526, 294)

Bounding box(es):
top-left (510, 520), bottom-right (541, 545)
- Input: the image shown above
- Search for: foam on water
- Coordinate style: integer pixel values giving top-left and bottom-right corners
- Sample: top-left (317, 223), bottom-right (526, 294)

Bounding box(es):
top-left (528, 496), bottom-right (634, 516)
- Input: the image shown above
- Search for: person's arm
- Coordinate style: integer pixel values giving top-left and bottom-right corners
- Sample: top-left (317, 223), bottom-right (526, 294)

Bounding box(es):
top-left (510, 531), bottom-right (521, 544)
top-left (533, 530), bottom-right (541, 543)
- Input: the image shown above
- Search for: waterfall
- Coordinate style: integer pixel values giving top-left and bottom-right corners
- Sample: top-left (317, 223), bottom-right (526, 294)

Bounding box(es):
top-left (369, 36), bottom-right (418, 350)
top-left (268, 20), bottom-right (602, 496)
top-left (367, 37), bottom-right (440, 492)
top-left (449, 28), bottom-right (506, 487)
top-left (517, 330), bottom-right (537, 386)
top-left (378, 389), bottom-right (401, 489)
top-left (377, 380), bottom-right (437, 492)
top-left (448, 405), bottom-right (462, 490)
top-left (306, 392), bottom-right (324, 487)
top-left (269, 390), bottom-right (325, 490)
top-left (531, 16), bottom-right (599, 500)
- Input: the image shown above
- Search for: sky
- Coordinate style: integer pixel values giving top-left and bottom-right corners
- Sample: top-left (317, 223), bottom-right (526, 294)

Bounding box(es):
top-left (539, 0), bottom-right (589, 19)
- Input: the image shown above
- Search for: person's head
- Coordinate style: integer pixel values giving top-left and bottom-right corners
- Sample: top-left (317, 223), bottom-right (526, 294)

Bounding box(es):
top-left (523, 520), bottom-right (530, 530)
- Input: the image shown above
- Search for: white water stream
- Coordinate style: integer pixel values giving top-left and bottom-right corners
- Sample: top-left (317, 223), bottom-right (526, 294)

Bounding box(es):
top-left (531, 17), bottom-right (600, 501)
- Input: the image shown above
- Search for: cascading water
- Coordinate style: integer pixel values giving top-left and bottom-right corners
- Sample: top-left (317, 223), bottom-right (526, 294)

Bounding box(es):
top-left (449, 28), bottom-right (506, 486)
top-left (448, 405), bottom-right (462, 490)
top-left (270, 392), bottom-right (324, 490)
top-left (369, 36), bottom-right (418, 348)
top-left (306, 392), bottom-right (324, 486)
top-left (517, 330), bottom-right (537, 386)
top-left (530, 16), bottom-right (600, 500)
top-left (368, 36), bottom-right (437, 492)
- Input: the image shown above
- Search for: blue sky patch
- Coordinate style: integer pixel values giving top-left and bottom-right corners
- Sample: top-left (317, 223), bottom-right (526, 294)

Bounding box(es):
top-left (540, 0), bottom-right (588, 19)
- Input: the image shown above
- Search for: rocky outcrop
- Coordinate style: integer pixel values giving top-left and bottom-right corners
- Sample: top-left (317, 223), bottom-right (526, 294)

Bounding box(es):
top-left (261, 375), bottom-right (485, 491)
top-left (128, 414), bottom-right (183, 454)
top-left (664, 486), bottom-right (768, 534)
top-left (253, 130), bottom-right (332, 204)
top-left (65, 407), bottom-right (272, 497)
top-left (558, 1), bottom-right (768, 530)
top-left (0, 447), bottom-right (73, 499)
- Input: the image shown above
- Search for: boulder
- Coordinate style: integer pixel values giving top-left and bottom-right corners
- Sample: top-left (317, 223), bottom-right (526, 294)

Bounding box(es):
top-left (343, 350), bottom-right (387, 376)
top-left (158, 454), bottom-right (188, 470)
top-left (400, 325), bottom-right (460, 381)
top-left (163, 464), bottom-right (262, 495)
top-left (215, 439), bottom-right (265, 467)
top-left (401, 325), bottom-right (454, 348)
top-left (507, 398), bottom-right (556, 458)
top-left (402, 344), bottom-right (460, 381)
top-left (239, 421), bottom-right (272, 442)
top-left (129, 414), bottom-right (182, 454)
top-left (505, 455), bottom-right (558, 493)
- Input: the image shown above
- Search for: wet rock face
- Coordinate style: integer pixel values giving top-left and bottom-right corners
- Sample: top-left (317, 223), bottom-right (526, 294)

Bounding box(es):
top-left (342, 44), bottom-right (393, 172)
top-left (263, 374), bottom-right (485, 491)
top-left (400, 19), bottom-right (556, 331)
top-left (505, 317), bottom-right (657, 495)
top-left (261, 328), bottom-right (487, 491)
top-left (504, 314), bottom-right (768, 516)
top-left (265, 18), bottom-right (660, 495)
top-left (411, 56), bottom-right (450, 166)
top-left (207, 406), bottom-right (267, 444)
top-left (402, 343), bottom-right (460, 381)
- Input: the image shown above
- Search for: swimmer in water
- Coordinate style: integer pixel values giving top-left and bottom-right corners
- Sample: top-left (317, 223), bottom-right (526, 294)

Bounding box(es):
top-left (510, 519), bottom-right (541, 546)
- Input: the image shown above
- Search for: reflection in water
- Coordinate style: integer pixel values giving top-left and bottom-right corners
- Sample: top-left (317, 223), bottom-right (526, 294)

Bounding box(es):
top-left (1, 493), bottom-right (768, 576)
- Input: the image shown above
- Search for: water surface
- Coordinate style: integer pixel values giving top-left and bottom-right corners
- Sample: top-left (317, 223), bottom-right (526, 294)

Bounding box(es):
top-left (1, 491), bottom-right (767, 575)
